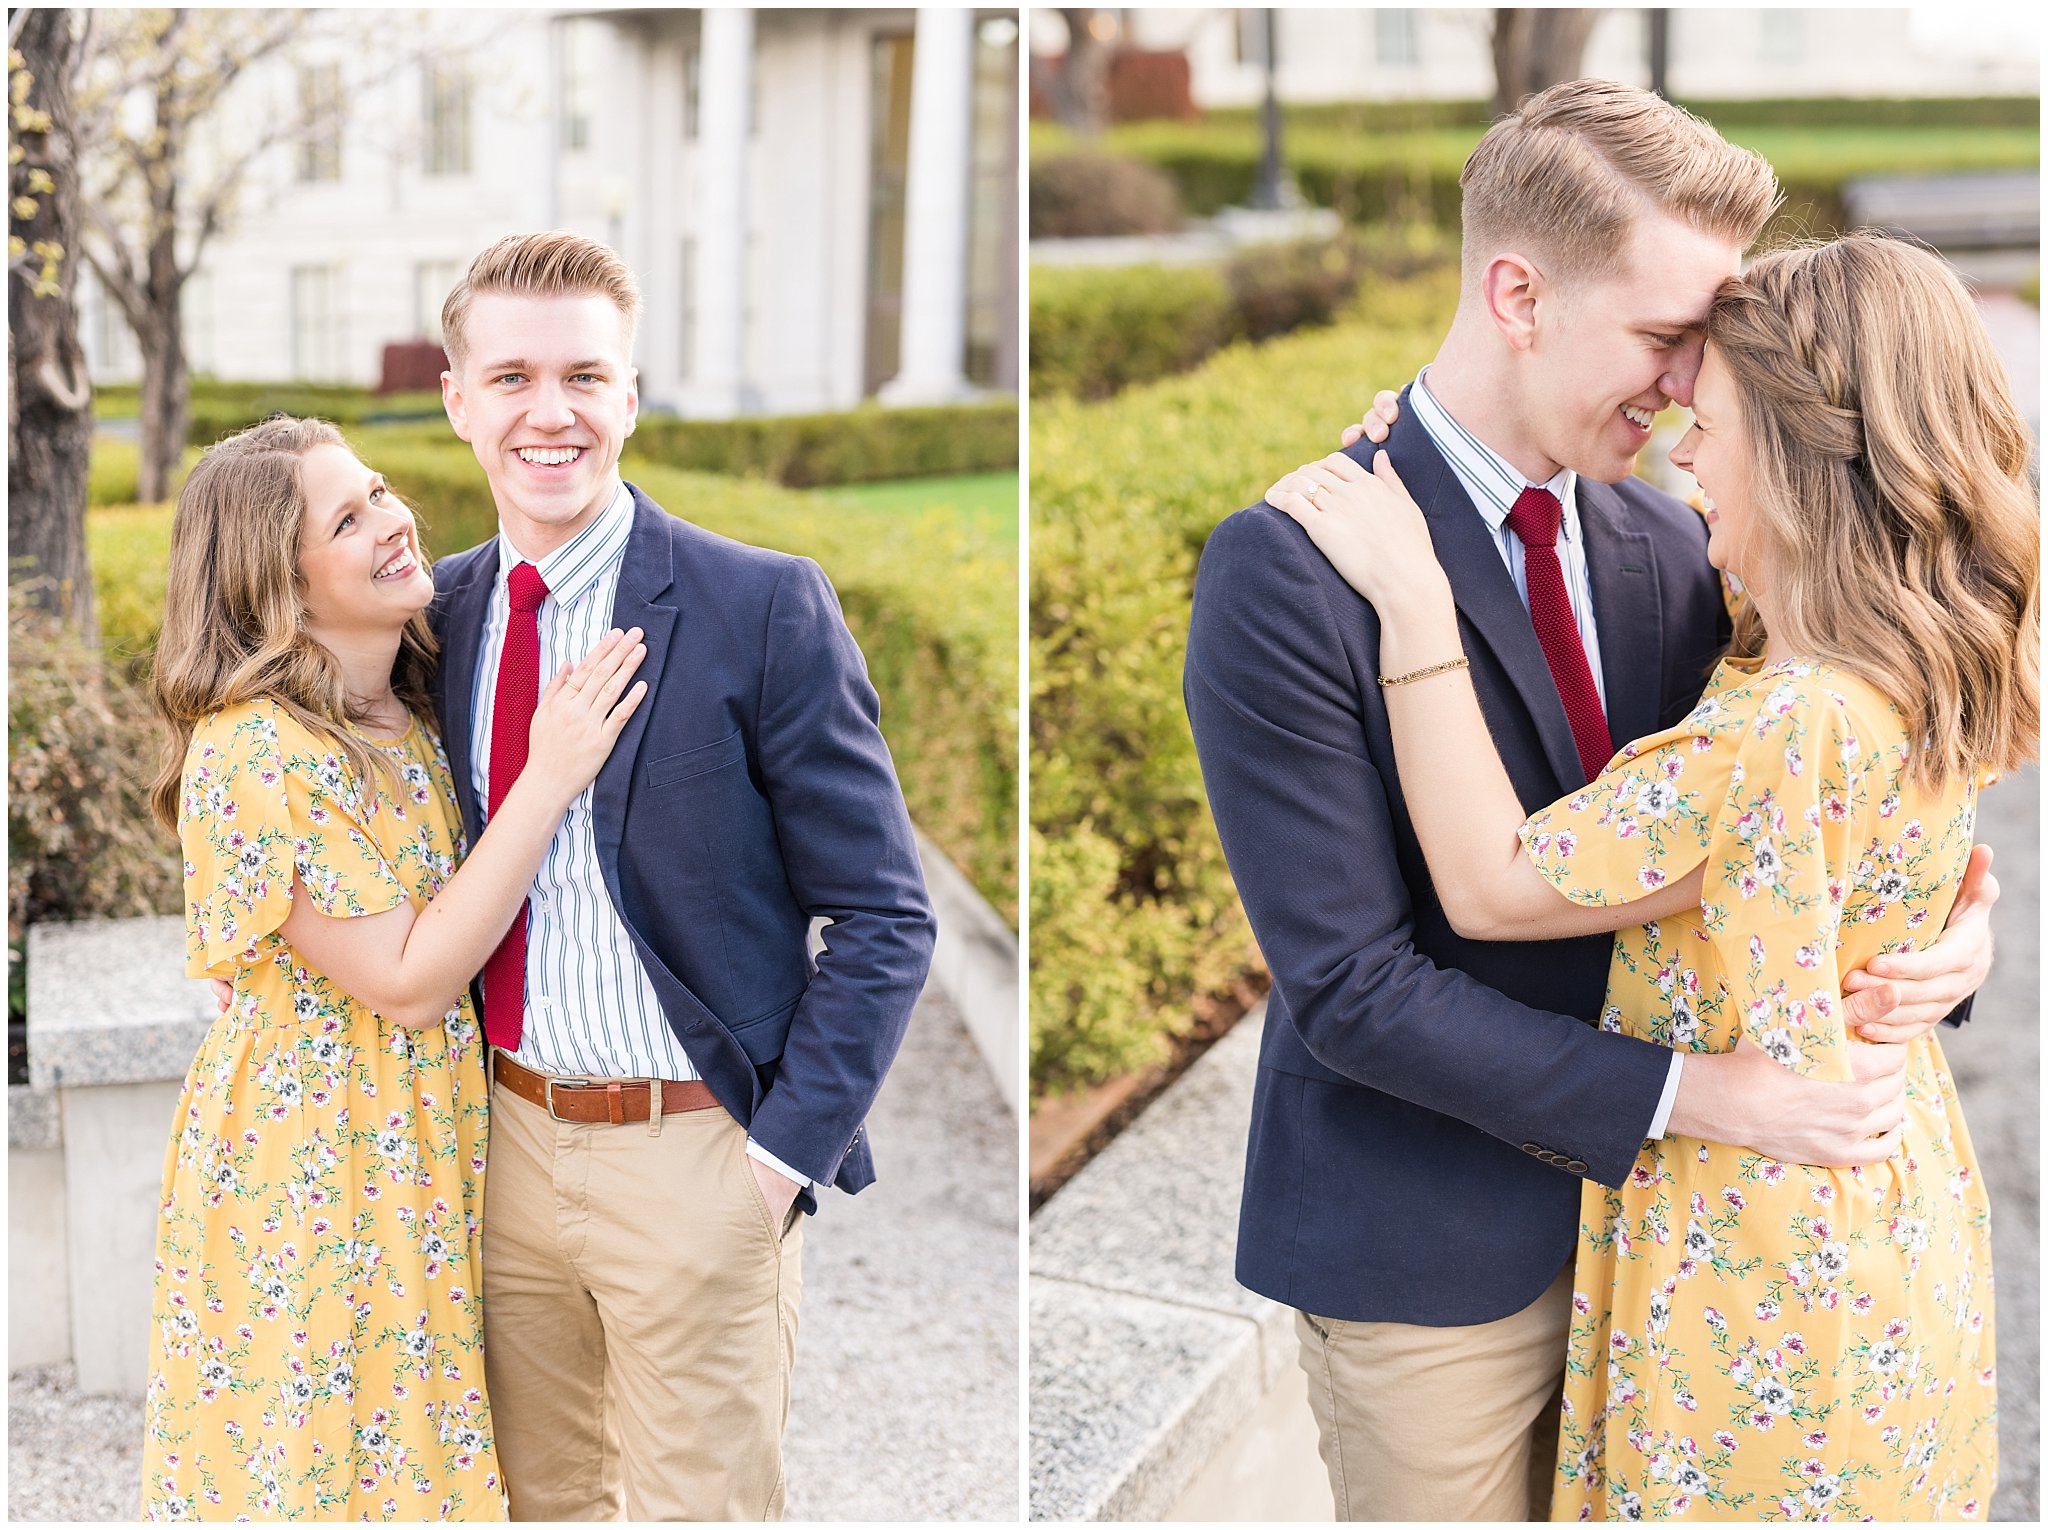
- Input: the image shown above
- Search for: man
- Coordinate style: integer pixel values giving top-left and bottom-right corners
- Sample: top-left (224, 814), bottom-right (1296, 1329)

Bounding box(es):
top-left (1182, 81), bottom-right (1997, 1522)
top-left (429, 232), bottom-right (934, 1519)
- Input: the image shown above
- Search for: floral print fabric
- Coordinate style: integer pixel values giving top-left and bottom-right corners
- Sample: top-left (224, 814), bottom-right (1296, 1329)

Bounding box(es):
top-left (142, 700), bottom-right (505, 1521)
top-left (1522, 659), bottom-right (1995, 1521)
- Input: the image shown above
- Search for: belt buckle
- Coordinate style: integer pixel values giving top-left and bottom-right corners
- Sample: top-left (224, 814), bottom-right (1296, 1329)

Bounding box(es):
top-left (543, 1074), bottom-right (594, 1121)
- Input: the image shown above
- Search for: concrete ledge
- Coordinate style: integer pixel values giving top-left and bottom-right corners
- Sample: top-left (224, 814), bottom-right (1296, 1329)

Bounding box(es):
top-left (26, 916), bottom-right (212, 1089)
top-left (915, 830), bottom-right (1020, 1116)
top-left (1030, 1006), bottom-right (1293, 1519)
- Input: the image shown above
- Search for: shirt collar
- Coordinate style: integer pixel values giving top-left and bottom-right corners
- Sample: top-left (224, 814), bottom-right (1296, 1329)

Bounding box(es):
top-left (1410, 367), bottom-right (1581, 543)
top-left (493, 477), bottom-right (634, 607)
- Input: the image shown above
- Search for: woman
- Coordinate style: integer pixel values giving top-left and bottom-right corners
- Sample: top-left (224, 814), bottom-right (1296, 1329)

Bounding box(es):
top-left (141, 416), bottom-right (647, 1521)
top-left (1265, 235), bottom-right (2035, 1519)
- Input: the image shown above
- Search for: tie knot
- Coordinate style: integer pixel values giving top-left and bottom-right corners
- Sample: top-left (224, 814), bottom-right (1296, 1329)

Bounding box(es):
top-left (1507, 486), bottom-right (1563, 551)
top-left (507, 562), bottom-right (549, 613)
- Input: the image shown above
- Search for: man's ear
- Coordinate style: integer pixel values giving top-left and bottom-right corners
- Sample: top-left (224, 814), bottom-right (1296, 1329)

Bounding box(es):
top-left (1480, 252), bottom-right (1543, 353)
top-left (624, 366), bottom-right (639, 438)
top-left (440, 369), bottom-right (471, 442)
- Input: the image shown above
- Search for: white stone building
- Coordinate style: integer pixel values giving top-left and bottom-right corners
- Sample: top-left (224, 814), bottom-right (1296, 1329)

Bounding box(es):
top-left (1028, 7), bottom-right (2038, 108)
top-left (81, 7), bottom-right (1020, 415)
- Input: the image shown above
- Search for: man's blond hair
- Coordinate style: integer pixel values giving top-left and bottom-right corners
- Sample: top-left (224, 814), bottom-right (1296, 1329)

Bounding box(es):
top-left (1459, 79), bottom-right (1782, 290)
top-left (440, 230), bottom-right (643, 372)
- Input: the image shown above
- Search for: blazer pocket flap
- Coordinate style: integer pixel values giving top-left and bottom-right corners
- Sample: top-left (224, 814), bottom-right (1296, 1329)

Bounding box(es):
top-left (646, 730), bottom-right (746, 788)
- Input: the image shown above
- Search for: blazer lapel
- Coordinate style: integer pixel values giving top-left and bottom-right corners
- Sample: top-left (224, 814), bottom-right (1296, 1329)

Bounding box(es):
top-left (592, 491), bottom-right (678, 864)
top-left (432, 555), bottom-right (496, 843)
top-left (1576, 479), bottom-right (1664, 758)
top-left (1361, 407), bottom-right (1587, 794)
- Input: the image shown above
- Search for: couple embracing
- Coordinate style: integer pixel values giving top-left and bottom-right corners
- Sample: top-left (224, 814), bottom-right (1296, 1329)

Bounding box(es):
top-left (140, 232), bottom-right (934, 1521)
top-left (1186, 81), bottom-right (2034, 1520)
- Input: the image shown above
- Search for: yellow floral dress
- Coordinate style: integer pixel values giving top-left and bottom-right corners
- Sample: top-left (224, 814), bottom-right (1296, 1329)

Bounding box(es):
top-left (141, 699), bottom-right (505, 1522)
top-left (1521, 658), bottom-right (1995, 1522)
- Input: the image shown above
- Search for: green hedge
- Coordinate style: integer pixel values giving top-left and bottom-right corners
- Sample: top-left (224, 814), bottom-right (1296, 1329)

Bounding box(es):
top-left (89, 439), bottom-right (1018, 924)
top-left (1038, 119), bottom-right (2040, 243)
top-left (1029, 276), bottom-right (1452, 1092)
top-left (1182, 96), bottom-right (2041, 135)
top-left (99, 383), bottom-right (1018, 488)
top-left (1030, 263), bottom-right (1235, 399)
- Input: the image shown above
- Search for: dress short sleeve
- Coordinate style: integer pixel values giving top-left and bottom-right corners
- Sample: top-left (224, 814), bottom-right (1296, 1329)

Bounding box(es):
top-left (1517, 668), bottom-right (1752, 908)
top-left (179, 700), bottom-right (412, 977)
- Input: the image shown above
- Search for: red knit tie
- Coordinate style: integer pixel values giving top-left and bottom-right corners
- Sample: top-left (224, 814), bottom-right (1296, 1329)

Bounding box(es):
top-left (1505, 487), bottom-right (1611, 783)
top-left (482, 562), bottom-right (549, 1051)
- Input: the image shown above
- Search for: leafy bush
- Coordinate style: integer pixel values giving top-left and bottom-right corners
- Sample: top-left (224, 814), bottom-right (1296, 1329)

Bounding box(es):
top-left (1029, 262), bottom-right (1235, 400)
top-left (8, 589), bottom-right (183, 1025)
top-left (1225, 236), bottom-right (1368, 342)
top-left (88, 442), bottom-right (1018, 925)
top-left (1030, 152), bottom-right (1183, 238)
top-left (1030, 275), bottom-right (1453, 1091)
top-left (1183, 95), bottom-right (2041, 137)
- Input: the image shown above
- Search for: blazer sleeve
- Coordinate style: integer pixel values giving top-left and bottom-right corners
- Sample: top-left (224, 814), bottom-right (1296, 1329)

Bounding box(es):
top-left (1183, 506), bottom-right (1673, 1189)
top-left (743, 556), bottom-right (937, 1185)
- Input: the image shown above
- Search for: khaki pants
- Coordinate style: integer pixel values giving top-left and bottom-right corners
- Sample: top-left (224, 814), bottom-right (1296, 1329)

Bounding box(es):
top-left (1295, 1266), bottom-right (1572, 1522)
top-left (482, 1076), bottom-right (803, 1522)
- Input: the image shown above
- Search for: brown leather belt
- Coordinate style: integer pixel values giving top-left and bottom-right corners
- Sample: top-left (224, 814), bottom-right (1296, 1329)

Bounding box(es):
top-left (493, 1051), bottom-right (719, 1124)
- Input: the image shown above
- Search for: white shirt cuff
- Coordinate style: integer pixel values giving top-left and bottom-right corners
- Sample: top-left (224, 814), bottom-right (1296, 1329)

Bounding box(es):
top-left (1646, 1052), bottom-right (1685, 1139)
top-left (745, 1138), bottom-right (813, 1193)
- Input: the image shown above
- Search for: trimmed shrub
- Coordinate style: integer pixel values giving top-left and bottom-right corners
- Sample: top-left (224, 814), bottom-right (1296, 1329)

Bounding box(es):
top-left (1054, 119), bottom-right (2039, 244)
top-left (97, 384), bottom-right (1015, 489)
top-left (1029, 262), bottom-right (1235, 400)
top-left (87, 440), bottom-right (1018, 926)
top-left (1029, 275), bottom-right (1453, 1092)
top-left (626, 400), bottom-right (1018, 486)
top-left (1031, 237), bottom-right (1456, 402)
top-left (1030, 152), bottom-right (1184, 238)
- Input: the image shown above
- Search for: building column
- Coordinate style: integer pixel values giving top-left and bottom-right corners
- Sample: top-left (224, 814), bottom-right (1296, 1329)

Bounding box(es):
top-left (879, 7), bottom-right (974, 405)
top-left (682, 7), bottom-right (752, 418)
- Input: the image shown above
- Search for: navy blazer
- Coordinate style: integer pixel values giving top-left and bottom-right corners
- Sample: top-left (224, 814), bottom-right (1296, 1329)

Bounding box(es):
top-left (428, 484), bottom-right (936, 1208)
top-left (1184, 398), bottom-right (1734, 1326)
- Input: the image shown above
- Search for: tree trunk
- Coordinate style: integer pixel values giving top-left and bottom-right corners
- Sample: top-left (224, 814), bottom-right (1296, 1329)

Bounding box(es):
top-left (1054, 9), bottom-right (1110, 138)
top-left (135, 247), bottom-right (190, 506)
top-left (1490, 9), bottom-right (1604, 119)
top-left (8, 8), bottom-right (97, 641)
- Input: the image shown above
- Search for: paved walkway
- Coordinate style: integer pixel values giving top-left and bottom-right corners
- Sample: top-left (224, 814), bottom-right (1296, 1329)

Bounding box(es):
top-left (7, 988), bottom-right (1019, 1522)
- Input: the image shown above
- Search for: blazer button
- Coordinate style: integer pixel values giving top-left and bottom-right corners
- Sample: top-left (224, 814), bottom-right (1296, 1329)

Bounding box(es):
top-left (1521, 1142), bottom-right (1542, 1155)
top-left (1567, 1159), bottom-right (1589, 1174)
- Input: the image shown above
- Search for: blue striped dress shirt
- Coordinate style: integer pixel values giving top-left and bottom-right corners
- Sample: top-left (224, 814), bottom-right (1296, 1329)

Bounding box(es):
top-left (471, 478), bottom-right (810, 1187)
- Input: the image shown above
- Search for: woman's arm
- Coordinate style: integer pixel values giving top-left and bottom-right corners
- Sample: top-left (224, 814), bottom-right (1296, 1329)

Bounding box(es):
top-left (1266, 451), bottom-right (1702, 941)
top-left (281, 629), bottom-right (648, 1027)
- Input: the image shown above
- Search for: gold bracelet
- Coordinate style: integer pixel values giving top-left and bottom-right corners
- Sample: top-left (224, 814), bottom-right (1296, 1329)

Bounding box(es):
top-left (1378, 656), bottom-right (1470, 689)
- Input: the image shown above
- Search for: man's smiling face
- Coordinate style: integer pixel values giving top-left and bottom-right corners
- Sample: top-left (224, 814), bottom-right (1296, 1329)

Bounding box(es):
top-left (1527, 207), bottom-right (1743, 484)
top-left (440, 290), bottom-right (639, 558)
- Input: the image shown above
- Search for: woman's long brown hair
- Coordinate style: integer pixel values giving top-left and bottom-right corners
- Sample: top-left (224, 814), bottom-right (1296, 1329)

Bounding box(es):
top-left (148, 416), bottom-right (439, 833)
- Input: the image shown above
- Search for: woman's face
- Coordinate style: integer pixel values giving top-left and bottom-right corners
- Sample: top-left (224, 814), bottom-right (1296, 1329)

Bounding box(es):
top-left (1667, 344), bottom-right (1759, 585)
top-left (295, 444), bottom-right (433, 638)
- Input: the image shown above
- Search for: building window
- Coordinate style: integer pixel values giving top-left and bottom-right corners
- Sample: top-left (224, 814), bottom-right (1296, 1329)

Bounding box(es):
top-left (1374, 10), bottom-right (1419, 69)
top-left (415, 261), bottom-right (460, 343)
top-left (425, 65), bottom-right (471, 176)
top-left (1760, 10), bottom-right (1804, 65)
top-left (291, 265), bottom-right (340, 381)
top-left (682, 41), bottom-right (700, 140)
top-left (560, 19), bottom-right (594, 151)
top-left (862, 33), bottom-right (914, 396)
top-left (964, 14), bottom-right (1019, 390)
top-left (297, 63), bottom-right (342, 182)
